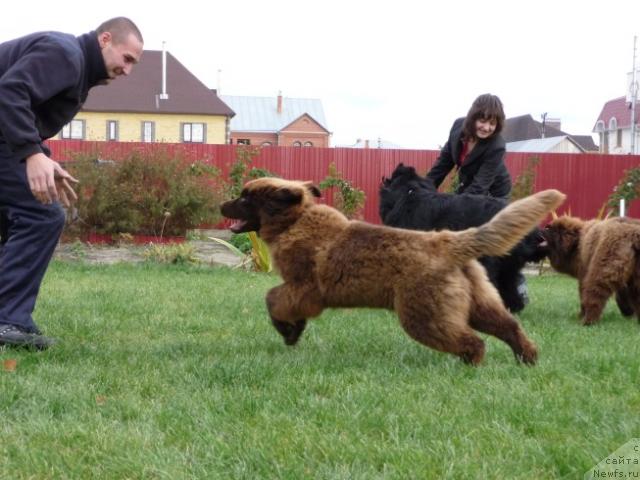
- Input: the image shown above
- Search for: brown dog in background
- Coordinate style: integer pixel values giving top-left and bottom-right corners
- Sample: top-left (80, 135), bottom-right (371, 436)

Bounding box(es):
top-left (543, 215), bottom-right (640, 325)
top-left (221, 178), bottom-right (564, 365)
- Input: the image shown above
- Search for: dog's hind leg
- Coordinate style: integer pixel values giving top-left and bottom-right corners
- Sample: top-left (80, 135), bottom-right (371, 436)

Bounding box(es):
top-left (469, 305), bottom-right (538, 365)
top-left (395, 294), bottom-right (486, 365)
top-left (579, 274), bottom-right (615, 325)
top-left (266, 284), bottom-right (324, 346)
top-left (615, 287), bottom-right (635, 317)
top-left (466, 264), bottom-right (538, 364)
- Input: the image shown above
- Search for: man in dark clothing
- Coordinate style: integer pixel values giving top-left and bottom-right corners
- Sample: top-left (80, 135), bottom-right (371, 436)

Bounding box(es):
top-left (0, 17), bottom-right (143, 349)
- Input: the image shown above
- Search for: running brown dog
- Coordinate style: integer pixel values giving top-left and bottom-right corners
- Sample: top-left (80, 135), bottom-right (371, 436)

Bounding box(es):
top-left (221, 178), bottom-right (565, 365)
top-left (543, 215), bottom-right (640, 325)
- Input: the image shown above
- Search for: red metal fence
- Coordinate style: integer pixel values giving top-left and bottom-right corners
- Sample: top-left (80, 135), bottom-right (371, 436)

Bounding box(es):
top-left (47, 140), bottom-right (640, 223)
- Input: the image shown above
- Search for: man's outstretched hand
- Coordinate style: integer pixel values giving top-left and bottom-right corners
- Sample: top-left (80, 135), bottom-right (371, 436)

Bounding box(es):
top-left (26, 153), bottom-right (79, 207)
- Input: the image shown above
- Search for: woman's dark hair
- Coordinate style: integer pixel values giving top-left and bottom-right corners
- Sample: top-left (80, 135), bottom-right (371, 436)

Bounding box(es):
top-left (462, 94), bottom-right (505, 141)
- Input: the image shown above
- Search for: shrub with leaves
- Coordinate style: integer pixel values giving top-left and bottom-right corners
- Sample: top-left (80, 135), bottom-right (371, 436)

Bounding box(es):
top-left (66, 148), bottom-right (224, 238)
top-left (319, 163), bottom-right (365, 219)
top-left (229, 233), bottom-right (252, 254)
top-left (226, 145), bottom-right (277, 199)
top-left (607, 166), bottom-right (640, 216)
top-left (511, 156), bottom-right (541, 202)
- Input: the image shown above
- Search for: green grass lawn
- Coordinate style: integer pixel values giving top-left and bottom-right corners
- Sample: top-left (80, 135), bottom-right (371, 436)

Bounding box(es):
top-left (1, 262), bottom-right (638, 479)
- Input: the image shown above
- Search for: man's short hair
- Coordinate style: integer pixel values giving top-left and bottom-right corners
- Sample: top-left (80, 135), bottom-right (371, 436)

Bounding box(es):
top-left (96, 17), bottom-right (143, 44)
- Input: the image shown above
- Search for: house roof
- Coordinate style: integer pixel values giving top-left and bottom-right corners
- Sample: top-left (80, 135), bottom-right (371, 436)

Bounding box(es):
top-left (594, 96), bottom-right (639, 130)
top-left (503, 114), bottom-right (565, 142)
top-left (82, 50), bottom-right (235, 117)
top-left (503, 114), bottom-right (597, 152)
top-left (220, 95), bottom-right (328, 133)
top-left (506, 135), bottom-right (585, 153)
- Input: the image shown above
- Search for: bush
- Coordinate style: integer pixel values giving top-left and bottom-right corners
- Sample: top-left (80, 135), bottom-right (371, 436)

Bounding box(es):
top-left (226, 145), bottom-right (277, 199)
top-left (65, 148), bottom-right (224, 238)
top-left (511, 156), bottom-right (540, 201)
top-left (607, 165), bottom-right (640, 216)
top-left (229, 233), bottom-right (252, 254)
top-left (319, 163), bottom-right (365, 219)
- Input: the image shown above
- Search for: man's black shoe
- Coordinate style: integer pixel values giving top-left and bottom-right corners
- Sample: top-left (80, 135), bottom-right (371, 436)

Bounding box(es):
top-left (0, 324), bottom-right (56, 350)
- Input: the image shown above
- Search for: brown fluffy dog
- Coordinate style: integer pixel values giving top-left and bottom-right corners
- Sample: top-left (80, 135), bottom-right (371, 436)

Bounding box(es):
top-left (543, 215), bottom-right (640, 325)
top-left (221, 178), bottom-right (565, 365)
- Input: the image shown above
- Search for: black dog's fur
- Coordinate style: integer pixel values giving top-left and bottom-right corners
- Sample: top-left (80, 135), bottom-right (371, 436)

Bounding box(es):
top-left (379, 164), bottom-right (546, 313)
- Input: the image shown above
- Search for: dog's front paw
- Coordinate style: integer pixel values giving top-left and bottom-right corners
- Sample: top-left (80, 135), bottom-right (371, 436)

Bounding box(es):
top-left (518, 342), bottom-right (538, 365)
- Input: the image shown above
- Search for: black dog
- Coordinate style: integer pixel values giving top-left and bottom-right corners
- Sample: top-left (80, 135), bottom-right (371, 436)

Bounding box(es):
top-left (379, 164), bottom-right (546, 313)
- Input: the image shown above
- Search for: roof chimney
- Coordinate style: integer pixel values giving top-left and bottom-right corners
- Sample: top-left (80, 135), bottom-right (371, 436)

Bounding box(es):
top-left (159, 42), bottom-right (169, 100)
top-left (277, 91), bottom-right (282, 114)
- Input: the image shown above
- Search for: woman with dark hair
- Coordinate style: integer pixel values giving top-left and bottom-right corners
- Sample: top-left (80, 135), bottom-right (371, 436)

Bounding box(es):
top-left (426, 93), bottom-right (510, 199)
top-left (426, 94), bottom-right (530, 305)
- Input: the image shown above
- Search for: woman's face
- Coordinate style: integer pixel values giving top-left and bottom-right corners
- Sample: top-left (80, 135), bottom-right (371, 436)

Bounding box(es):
top-left (474, 117), bottom-right (497, 139)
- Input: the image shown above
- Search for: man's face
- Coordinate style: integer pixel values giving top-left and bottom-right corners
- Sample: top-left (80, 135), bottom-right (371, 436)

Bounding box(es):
top-left (98, 31), bottom-right (143, 84)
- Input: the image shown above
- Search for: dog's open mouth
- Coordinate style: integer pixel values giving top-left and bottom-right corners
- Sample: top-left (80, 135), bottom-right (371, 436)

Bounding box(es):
top-left (229, 220), bottom-right (249, 233)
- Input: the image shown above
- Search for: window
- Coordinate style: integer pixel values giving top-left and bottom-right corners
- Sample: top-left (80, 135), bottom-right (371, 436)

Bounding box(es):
top-left (141, 121), bottom-right (155, 142)
top-left (616, 128), bottom-right (622, 148)
top-left (292, 141), bottom-right (302, 147)
top-left (61, 119), bottom-right (85, 140)
top-left (182, 122), bottom-right (206, 143)
top-left (594, 120), bottom-right (605, 132)
top-left (609, 117), bottom-right (617, 131)
top-left (303, 141), bottom-right (313, 147)
top-left (106, 120), bottom-right (118, 141)
top-left (261, 141), bottom-right (272, 146)
top-left (237, 139), bottom-right (251, 145)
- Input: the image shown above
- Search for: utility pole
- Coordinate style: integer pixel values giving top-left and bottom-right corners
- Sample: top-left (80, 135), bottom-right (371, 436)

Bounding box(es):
top-left (631, 36), bottom-right (638, 155)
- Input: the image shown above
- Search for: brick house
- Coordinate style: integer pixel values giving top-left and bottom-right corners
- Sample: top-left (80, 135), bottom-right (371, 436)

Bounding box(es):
top-left (220, 93), bottom-right (330, 147)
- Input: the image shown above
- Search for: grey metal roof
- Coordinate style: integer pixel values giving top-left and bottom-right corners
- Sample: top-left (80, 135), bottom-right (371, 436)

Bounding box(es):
top-left (220, 95), bottom-right (328, 132)
top-left (506, 135), bottom-right (584, 153)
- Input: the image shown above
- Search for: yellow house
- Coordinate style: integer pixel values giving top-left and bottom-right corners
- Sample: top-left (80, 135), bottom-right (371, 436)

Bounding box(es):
top-left (61, 50), bottom-right (234, 144)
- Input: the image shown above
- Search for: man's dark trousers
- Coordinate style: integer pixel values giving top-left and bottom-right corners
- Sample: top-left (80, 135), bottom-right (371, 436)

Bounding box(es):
top-left (0, 144), bottom-right (66, 333)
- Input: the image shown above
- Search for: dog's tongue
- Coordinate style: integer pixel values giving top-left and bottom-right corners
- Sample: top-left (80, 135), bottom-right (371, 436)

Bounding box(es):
top-left (229, 220), bottom-right (247, 233)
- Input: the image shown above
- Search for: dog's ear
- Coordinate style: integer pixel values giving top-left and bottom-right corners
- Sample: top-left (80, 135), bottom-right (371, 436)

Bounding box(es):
top-left (273, 187), bottom-right (302, 204)
top-left (263, 187), bottom-right (303, 215)
top-left (303, 182), bottom-right (321, 198)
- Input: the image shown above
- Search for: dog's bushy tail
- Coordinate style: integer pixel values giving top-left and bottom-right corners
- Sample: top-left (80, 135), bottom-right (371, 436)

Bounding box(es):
top-left (447, 189), bottom-right (566, 264)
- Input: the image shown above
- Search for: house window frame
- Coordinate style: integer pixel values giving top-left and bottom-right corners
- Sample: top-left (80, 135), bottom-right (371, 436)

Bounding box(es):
top-left (60, 119), bottom-right (85, 140)
top-left (303, 141), bottom-right (313, 147)
top-left (616, 128), bottom-right (622, 148)
top-left (181, 122), bottom-right (206, 143)
top-left (106, 120), bottom-right (119, 141)
top-left (292, 141), bottom-right (302, 147)
top-left (141, 121), bottom-right (155, 143)
top-left (237, 139), bottom-right (251, 145)
top-left (608, 117), bottom-right (617, 131)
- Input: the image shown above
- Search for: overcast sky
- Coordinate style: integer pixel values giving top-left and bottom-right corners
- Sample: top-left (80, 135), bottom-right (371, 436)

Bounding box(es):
top-left (2, 0), bottom-right (639, 149)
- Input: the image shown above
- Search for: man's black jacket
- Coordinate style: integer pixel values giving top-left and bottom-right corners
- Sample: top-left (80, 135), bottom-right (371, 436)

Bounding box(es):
top-left (0, 30), bottom-right (108, 160)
